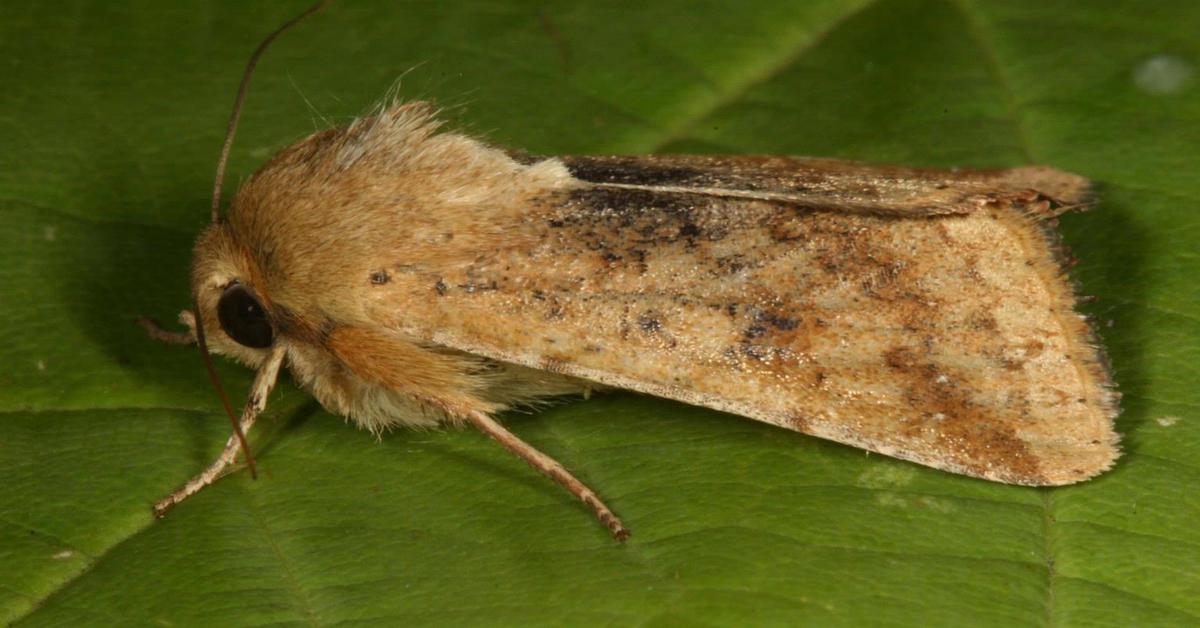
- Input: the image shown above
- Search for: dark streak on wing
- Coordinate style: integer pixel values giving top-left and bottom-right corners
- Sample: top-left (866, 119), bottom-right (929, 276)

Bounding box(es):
top-left (562, 157), bottom-right (710, 187)
top-left (559, 155), bottom-right (1072, 217)
top-left (563, 154), bottom-right (1016, 188)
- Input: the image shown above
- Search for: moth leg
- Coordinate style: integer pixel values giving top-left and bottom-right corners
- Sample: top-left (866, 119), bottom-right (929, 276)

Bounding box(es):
top-left (154, 345), bottom-right (286, 517)
top-left (465, 410), bottom-right (630, 541)
top-left (153, 417), bottom-right (250, 517)
top-left (136, 310), bottom-right (198, 345)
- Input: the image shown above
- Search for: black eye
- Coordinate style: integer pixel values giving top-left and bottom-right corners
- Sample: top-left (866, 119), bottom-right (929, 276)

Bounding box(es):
top-left (217, 282), bottom-right (274, 348)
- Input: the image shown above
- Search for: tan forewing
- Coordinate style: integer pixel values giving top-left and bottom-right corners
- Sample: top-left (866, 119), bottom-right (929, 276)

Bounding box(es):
top-left (371, 155), bottom-right (1118, 486)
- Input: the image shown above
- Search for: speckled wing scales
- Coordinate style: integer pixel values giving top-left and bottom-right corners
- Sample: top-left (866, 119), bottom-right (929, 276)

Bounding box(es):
top-left (386, 155), bottom-right (1120, 486)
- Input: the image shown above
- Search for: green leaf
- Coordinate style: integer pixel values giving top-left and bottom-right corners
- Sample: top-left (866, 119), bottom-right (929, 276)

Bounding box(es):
top-left (3, 1), bottom-right (1197, 625)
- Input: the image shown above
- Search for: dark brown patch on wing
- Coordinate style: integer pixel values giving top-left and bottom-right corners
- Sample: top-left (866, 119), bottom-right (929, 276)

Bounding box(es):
top-left (637, 311), bottom-right (663, 334)
top-left (555, 187), bottom-right (728, 243)
top-left (564, 157), bottom-right (707, 187)
top-left (541, 185), bottom-right (775, 277)
top-left (883, 344), bottom-right (1044, 483)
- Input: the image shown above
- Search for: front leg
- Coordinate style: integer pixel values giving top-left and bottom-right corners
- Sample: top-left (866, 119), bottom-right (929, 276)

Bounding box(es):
top-left (154, 344), bottom-right (287, 516)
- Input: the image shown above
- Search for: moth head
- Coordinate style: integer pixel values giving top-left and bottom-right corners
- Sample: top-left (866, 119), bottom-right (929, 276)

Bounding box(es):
top-left (187, 223), bottom-right (282, 370)
top-left (162, 0), bottom-right (331, 483)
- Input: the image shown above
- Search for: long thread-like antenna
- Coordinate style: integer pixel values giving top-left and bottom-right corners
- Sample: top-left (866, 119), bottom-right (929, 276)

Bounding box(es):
top-left (199, 0), bottom-right (330, 476)
top-left (210, 0), bottom-right (330, 224)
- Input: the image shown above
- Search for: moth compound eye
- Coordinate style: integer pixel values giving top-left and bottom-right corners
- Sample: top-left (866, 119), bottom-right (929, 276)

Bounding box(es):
top-left (217, 282), bottom-right (274, 348)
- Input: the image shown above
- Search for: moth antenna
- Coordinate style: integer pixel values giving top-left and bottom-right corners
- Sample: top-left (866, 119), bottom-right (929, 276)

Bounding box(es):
top-left (210, 0), bottom-right (330, 223)
top-left (193, 301), bottom-right (257, 478)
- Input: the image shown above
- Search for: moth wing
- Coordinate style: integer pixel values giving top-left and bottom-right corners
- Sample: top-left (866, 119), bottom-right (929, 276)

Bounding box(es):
top-left (377, 155), bottom-right (1118, 486)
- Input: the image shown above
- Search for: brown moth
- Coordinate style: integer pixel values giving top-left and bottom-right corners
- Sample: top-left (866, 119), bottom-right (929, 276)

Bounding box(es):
top-left (145, 4), bottom-right (1119, 541)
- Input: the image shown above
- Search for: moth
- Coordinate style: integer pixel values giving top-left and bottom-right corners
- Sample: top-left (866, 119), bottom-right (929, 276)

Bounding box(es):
top-left (144, 4), bottom-right (1119, 541)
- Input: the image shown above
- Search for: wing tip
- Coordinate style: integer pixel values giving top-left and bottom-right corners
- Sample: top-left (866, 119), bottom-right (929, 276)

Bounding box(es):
top-left (999, 166), bottom-right (1094, 208)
